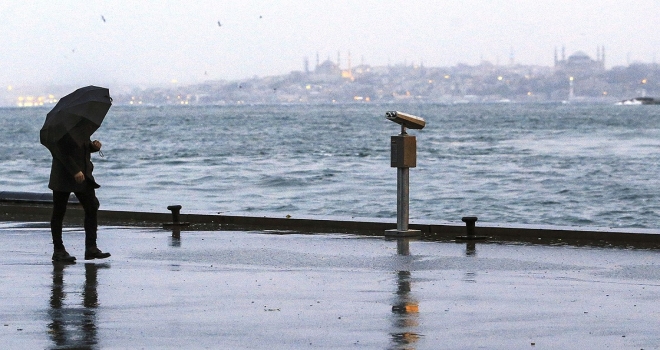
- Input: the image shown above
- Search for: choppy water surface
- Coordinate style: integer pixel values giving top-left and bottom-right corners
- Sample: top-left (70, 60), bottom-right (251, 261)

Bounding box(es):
top-left (2, 103), bottom-right (660, 229)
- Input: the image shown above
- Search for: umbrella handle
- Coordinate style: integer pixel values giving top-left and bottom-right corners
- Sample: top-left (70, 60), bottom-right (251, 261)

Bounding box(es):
top-left (98, 150), bottom-right (104, 158)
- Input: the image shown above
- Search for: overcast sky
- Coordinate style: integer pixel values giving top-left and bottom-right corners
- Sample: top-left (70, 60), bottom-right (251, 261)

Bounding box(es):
top-left (2, 0), bottom-right (659, 88)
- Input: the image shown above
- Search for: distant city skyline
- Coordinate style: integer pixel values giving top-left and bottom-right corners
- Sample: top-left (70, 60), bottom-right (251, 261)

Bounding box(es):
top-left (2, 0), bottom-right (659, 88)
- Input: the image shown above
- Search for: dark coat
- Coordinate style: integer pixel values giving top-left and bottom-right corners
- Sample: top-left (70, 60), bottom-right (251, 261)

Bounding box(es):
top-left (48, 134), bottom-right (101, 192)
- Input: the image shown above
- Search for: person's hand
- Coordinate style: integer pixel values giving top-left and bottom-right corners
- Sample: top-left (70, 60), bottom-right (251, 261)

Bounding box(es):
top-left (74, 171), bottom-right (85, 184)
top-left (92, 140), bottom-right (102, 150)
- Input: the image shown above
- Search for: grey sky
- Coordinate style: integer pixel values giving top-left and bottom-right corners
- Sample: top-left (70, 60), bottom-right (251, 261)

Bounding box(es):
top-left (2, 0), bottom-right (659, 88)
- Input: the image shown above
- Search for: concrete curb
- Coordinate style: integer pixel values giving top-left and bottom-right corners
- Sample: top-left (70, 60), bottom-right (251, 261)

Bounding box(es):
top-left (1, 199), bottom-right (660, 249)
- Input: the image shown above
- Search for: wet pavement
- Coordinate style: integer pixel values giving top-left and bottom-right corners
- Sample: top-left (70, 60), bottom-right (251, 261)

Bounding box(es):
top-left (1, 221), bottom-right (660, 349)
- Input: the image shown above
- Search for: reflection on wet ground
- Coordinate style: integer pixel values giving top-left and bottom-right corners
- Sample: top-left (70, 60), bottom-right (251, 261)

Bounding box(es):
top-left (170, 228), bottom-right (181, 248)
top-left (390, 239), bottom-right (421, 349)
top-left (48, 262), bottom-right (108, 349)
top-left (1, 223), bottom-right (660, 349)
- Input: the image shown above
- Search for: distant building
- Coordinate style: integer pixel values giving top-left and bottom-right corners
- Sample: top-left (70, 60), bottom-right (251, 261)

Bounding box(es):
top-left (554, 46), bottom-right (605, 77)
top-left (315, 60), bottom-right (341, 75)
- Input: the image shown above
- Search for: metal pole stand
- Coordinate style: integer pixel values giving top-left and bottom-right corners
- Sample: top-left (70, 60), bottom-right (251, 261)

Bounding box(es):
top-left (385, 123), bottom-right (421, 237)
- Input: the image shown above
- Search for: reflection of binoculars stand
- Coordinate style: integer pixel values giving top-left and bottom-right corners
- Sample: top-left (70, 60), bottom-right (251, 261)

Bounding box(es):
top-left (391, 239), bottom-right (421, 348)
top-left (385, 111), bottom-right (425, 237)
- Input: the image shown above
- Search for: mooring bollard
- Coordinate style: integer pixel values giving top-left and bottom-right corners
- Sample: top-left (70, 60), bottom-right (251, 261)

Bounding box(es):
top-left (163, 205), bottom-right (190, 228)
top-left (456, 216), bottom-right (486, 240)
top-left (462, 216), bottom-right (477, 237)
top-left (167, 205), bottom-right (182, 223)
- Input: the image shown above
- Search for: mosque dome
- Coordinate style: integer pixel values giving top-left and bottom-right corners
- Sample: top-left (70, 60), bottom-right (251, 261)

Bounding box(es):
top-left (569, 51), bottom-right (591, 60)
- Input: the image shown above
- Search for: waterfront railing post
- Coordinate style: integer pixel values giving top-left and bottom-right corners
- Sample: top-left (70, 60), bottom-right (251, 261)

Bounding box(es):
top-left (385, 111), bottom-right (425, 237)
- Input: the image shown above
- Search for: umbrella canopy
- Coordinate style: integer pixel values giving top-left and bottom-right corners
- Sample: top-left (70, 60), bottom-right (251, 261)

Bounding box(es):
top-left (40, 86), bottom-right (112, 149)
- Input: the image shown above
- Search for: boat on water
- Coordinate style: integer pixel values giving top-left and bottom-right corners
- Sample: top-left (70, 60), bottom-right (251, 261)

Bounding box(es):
top-left (615, 97), bottom-right (660, 105)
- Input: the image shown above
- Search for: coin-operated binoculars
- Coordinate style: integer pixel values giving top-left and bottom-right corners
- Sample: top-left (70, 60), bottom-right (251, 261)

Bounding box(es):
top-left (385, 111), bottom-right (426, 237)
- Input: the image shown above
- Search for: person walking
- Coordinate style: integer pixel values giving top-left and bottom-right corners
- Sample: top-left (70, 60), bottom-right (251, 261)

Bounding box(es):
top-left (49, 120), bottom-right (111, 262)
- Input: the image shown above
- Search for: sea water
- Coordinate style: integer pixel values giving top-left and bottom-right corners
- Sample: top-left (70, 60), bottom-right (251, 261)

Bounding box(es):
top-left (2, 103), bottom-right (660, 229)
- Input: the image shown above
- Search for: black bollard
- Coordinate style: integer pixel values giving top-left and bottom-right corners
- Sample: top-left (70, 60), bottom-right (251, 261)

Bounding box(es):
top-left (456, 216), bottom-right (486, 241)
top-left (462, 216), bottom-right (478, 237)
top-left (167, 205), bottom-right (182, 223)
top-left (163, 205), bottom-right (190, 228)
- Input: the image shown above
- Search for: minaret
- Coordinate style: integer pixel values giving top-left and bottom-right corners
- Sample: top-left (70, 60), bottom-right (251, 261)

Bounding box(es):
top-left (601, 46), bottom-right (605, 68)
top-left (316, 52), bottom-right (320, 69)
top-left (554, 47), bottom-right (558, 66)
top-left (562, 46), bottom-right (566, 61)
top-left (337, 51), bottom-right (341, 69)
top-left (347, 51), bottom-right (352, 71)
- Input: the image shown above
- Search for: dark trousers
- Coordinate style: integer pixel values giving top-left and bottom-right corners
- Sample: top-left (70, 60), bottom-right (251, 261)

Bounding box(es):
top-left (51, 188), bottom-right (99, 249)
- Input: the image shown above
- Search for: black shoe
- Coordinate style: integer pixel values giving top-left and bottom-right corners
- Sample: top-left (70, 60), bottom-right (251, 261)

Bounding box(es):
top-left (52, 249), bottom-right (76, 262)
top-left (85, 247), bottom-right (111, 260)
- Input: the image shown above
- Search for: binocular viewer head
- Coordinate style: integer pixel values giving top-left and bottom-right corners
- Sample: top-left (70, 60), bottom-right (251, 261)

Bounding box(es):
top-left (385, 111), bottom-right (426, 130)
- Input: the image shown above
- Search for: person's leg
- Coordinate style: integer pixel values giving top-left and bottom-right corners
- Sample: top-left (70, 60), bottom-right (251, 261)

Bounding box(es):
top-left (74, 188), bottom-right (99, 248)
top-left (51, 191), bottom-right (75, 261)
top-left (75, 188), bottom-right (110, 260)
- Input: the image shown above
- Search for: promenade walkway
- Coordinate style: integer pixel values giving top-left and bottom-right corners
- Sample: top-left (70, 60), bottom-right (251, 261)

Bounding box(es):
top-left (1, 221), bottom-right (659, 349)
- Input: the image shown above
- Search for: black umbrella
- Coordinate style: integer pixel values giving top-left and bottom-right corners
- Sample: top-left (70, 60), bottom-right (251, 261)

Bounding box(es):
top-left (40, 86), bottom-right (112, 150)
